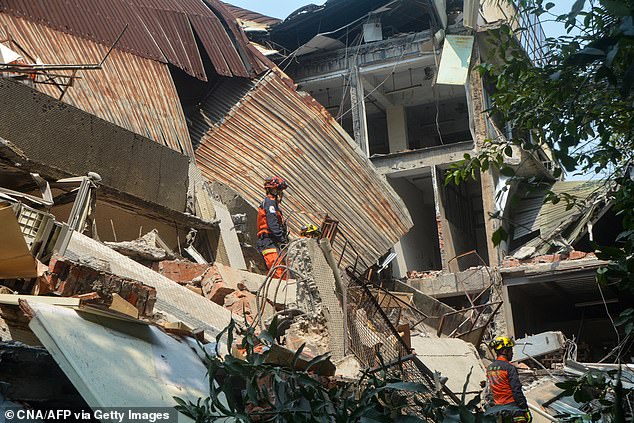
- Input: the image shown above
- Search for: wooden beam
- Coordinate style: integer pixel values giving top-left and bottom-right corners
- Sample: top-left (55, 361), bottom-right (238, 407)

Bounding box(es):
top-left (0, 294), bottom-right (80, 307)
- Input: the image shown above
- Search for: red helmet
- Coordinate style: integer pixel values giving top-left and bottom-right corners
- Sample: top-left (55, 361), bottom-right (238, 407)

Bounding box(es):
top-left (264, 176), bottom-right (288, 190)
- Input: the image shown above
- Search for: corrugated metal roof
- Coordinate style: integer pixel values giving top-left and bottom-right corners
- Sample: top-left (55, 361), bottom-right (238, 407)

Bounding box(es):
top-left (0, 13), bottom-right (194, 155)
top-left (511, 180), bottom-right (606, 252)
top-left (0, 0), bottom-right (267, 79)
top-left (222, 2), bottom-right (282, 26)
top-left (191, 70), bottom-right (413, 267)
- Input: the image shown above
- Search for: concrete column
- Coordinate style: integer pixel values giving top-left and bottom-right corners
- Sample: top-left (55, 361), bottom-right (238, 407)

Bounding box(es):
top-left (349, 65), bottom-right (370, 156)
top-left (387, 105), bottom-right (408, 153)
top-left (501, 283), bottom-right (515, 337)
top-left (392, 241), bottom-right (408, 278)
top-left (467, 45), bottom-right (499, 266)
top-left (430, 165), bottom-right (457, 272)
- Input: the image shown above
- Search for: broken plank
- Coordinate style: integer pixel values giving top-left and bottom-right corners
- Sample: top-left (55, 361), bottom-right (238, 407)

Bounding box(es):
top-left (0, 294), bottom-right (80, 307)
top-left (109, 293), bottom-right (139, 319)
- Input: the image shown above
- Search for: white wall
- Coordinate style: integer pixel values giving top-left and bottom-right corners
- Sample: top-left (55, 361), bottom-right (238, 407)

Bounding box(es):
top-left (389, 176), bottom-right (441, 277)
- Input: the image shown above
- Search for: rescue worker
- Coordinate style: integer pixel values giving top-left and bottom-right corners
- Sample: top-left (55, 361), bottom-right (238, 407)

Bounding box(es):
top-left (299, 223), bottom-right (321, 238)
top-left (486, 336), bottom-right (532, 423)
top-left (256, 176), bottom-right (288, 278)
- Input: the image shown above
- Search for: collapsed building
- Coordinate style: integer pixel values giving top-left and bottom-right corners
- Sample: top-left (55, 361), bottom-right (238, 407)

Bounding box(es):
top-left (0, 0), bottom-right (631, 421)
top-left (240, 0), bottom-right (632, 361)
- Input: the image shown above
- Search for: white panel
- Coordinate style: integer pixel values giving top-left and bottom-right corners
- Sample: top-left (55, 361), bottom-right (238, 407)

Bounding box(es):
top-left (27, 303), bottom-right (214, 422)
top-left (436, 35), bottom-right (474, 86)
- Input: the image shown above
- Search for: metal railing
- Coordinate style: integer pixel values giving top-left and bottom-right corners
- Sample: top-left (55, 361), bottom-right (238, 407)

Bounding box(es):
top-left (514, 2), bottom-right (549, 66)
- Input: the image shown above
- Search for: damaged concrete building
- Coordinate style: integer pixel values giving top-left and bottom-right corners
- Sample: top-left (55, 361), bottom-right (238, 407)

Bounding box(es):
top-left (237, 0), bottom-right (632, 362)
top-left (0, 0), bottom-right (632, 421)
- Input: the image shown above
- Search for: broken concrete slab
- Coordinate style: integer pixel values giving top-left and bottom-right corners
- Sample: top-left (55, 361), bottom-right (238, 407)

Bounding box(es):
top-left (513, 332), bottom-right (566, 363)
top-left (65, 232), bottom-right (233, 339)
top-left (410, 336), bottom-right (486, 401)
top-left (24, 301), bottom-right (214, 421)
top-left (104, 230), bottom-right (176, 262)
top-left (214, 261), bottom-right (296, 305)
top-left (156, 260), bottom-right (210, 284)
top-left (405, 267), bottom-right (492, 298)
top-left (392, 280), bottom-right (455, 334)
top-left (311, 239), bottom-right (345, 361)
top-left (211, 196), bottom-right (247, 270)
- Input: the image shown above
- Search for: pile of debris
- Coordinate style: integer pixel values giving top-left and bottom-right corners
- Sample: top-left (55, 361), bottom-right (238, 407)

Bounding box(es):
top-left (2, 173), bottom-right (628, 421)
top-left (0, 171), bottom-right (472, 419)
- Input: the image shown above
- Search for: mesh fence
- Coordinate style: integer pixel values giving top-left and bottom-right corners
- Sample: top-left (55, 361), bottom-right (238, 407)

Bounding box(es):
top-left (345, 271), bottom-right (457, 412)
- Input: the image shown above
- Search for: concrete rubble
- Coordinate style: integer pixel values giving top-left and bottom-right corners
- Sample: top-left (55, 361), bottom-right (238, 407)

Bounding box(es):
top-left (0, 0), bottom-right (631, 421)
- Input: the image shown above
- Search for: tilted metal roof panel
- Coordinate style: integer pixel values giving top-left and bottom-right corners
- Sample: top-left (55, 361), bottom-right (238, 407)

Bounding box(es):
top-left (192, 72), bottom-right (413, 267)
top-left (170, 9), bottom-right (206, 80)
top-left (189, 15), bottom-right (231, 76)
top-left (136, 6), bottom-right (175, 63)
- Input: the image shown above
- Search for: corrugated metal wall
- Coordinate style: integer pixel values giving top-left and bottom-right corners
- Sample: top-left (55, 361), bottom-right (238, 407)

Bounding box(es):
top-left (0, 0), bottom-right (267, 79)
top-left (0, 13), bottom-right (194, 156)
top-left (192, 70), bottom-right (413, 266)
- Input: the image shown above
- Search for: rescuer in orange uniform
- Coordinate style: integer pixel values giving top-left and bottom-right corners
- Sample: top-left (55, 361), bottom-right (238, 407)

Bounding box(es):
top-left (486, 336), bottom-right (532, 423)
top-left (256, 176), bottom-right (288, 278)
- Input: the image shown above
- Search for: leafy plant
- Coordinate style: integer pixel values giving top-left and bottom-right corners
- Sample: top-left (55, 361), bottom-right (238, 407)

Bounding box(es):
top-left (446, 1), bottom-right (634, 419)
top-left (447, 0), bottom-right (634, 353)
top-left (174, 318), bottom-right (494, 422)
top-left (555, 366), bottom-right (633, 422)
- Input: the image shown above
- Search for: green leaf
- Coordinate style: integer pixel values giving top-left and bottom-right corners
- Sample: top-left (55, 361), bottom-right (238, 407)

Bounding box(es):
top-left (600, 0), bottom-right (632, 17)
top-left (500, 166), bottom-right (515, 177)
top-left (458, 404), bottom-right (476, 423)
top-left (394, 416), bottom-right (425, 423)
top-left (621, 61), bottom-right (634, 97)
top-left (461, 367), bottom-right (473, 405)
top-left (569, 0), bottom-right (585, 18)
top-left (305, 352), bottom-right (331, 372)
top-left (360, 416), bottom-right (392, 423)
top-left (614, 308), bottom-right (634, 326)
top-left (492, 227), bottom-right (508, 246)
top-left (291, 343), bottom-right (306, 370)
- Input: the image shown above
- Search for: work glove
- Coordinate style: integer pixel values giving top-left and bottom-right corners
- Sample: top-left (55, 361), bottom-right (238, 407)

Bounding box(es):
top-left (514, 410), bottom-right (532, 423)
top-left (525, 410), bottom-right (532, 423)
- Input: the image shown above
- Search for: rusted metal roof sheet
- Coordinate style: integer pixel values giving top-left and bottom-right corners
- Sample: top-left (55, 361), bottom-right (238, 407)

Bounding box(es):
top-left (0, 13), bottom-right (194, 155)
top-left (222, 3), bottom-right (282, 27)
top-left (0, 0), bottom-right (267, 79)
top-left (192, 70), bottom-right (413, 266)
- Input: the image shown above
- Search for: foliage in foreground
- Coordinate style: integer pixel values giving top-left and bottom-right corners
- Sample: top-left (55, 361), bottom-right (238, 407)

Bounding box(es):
top-left (172, 318), bottom-right (632, 422)
top-left (173, 319), bottom-right (492, 422)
